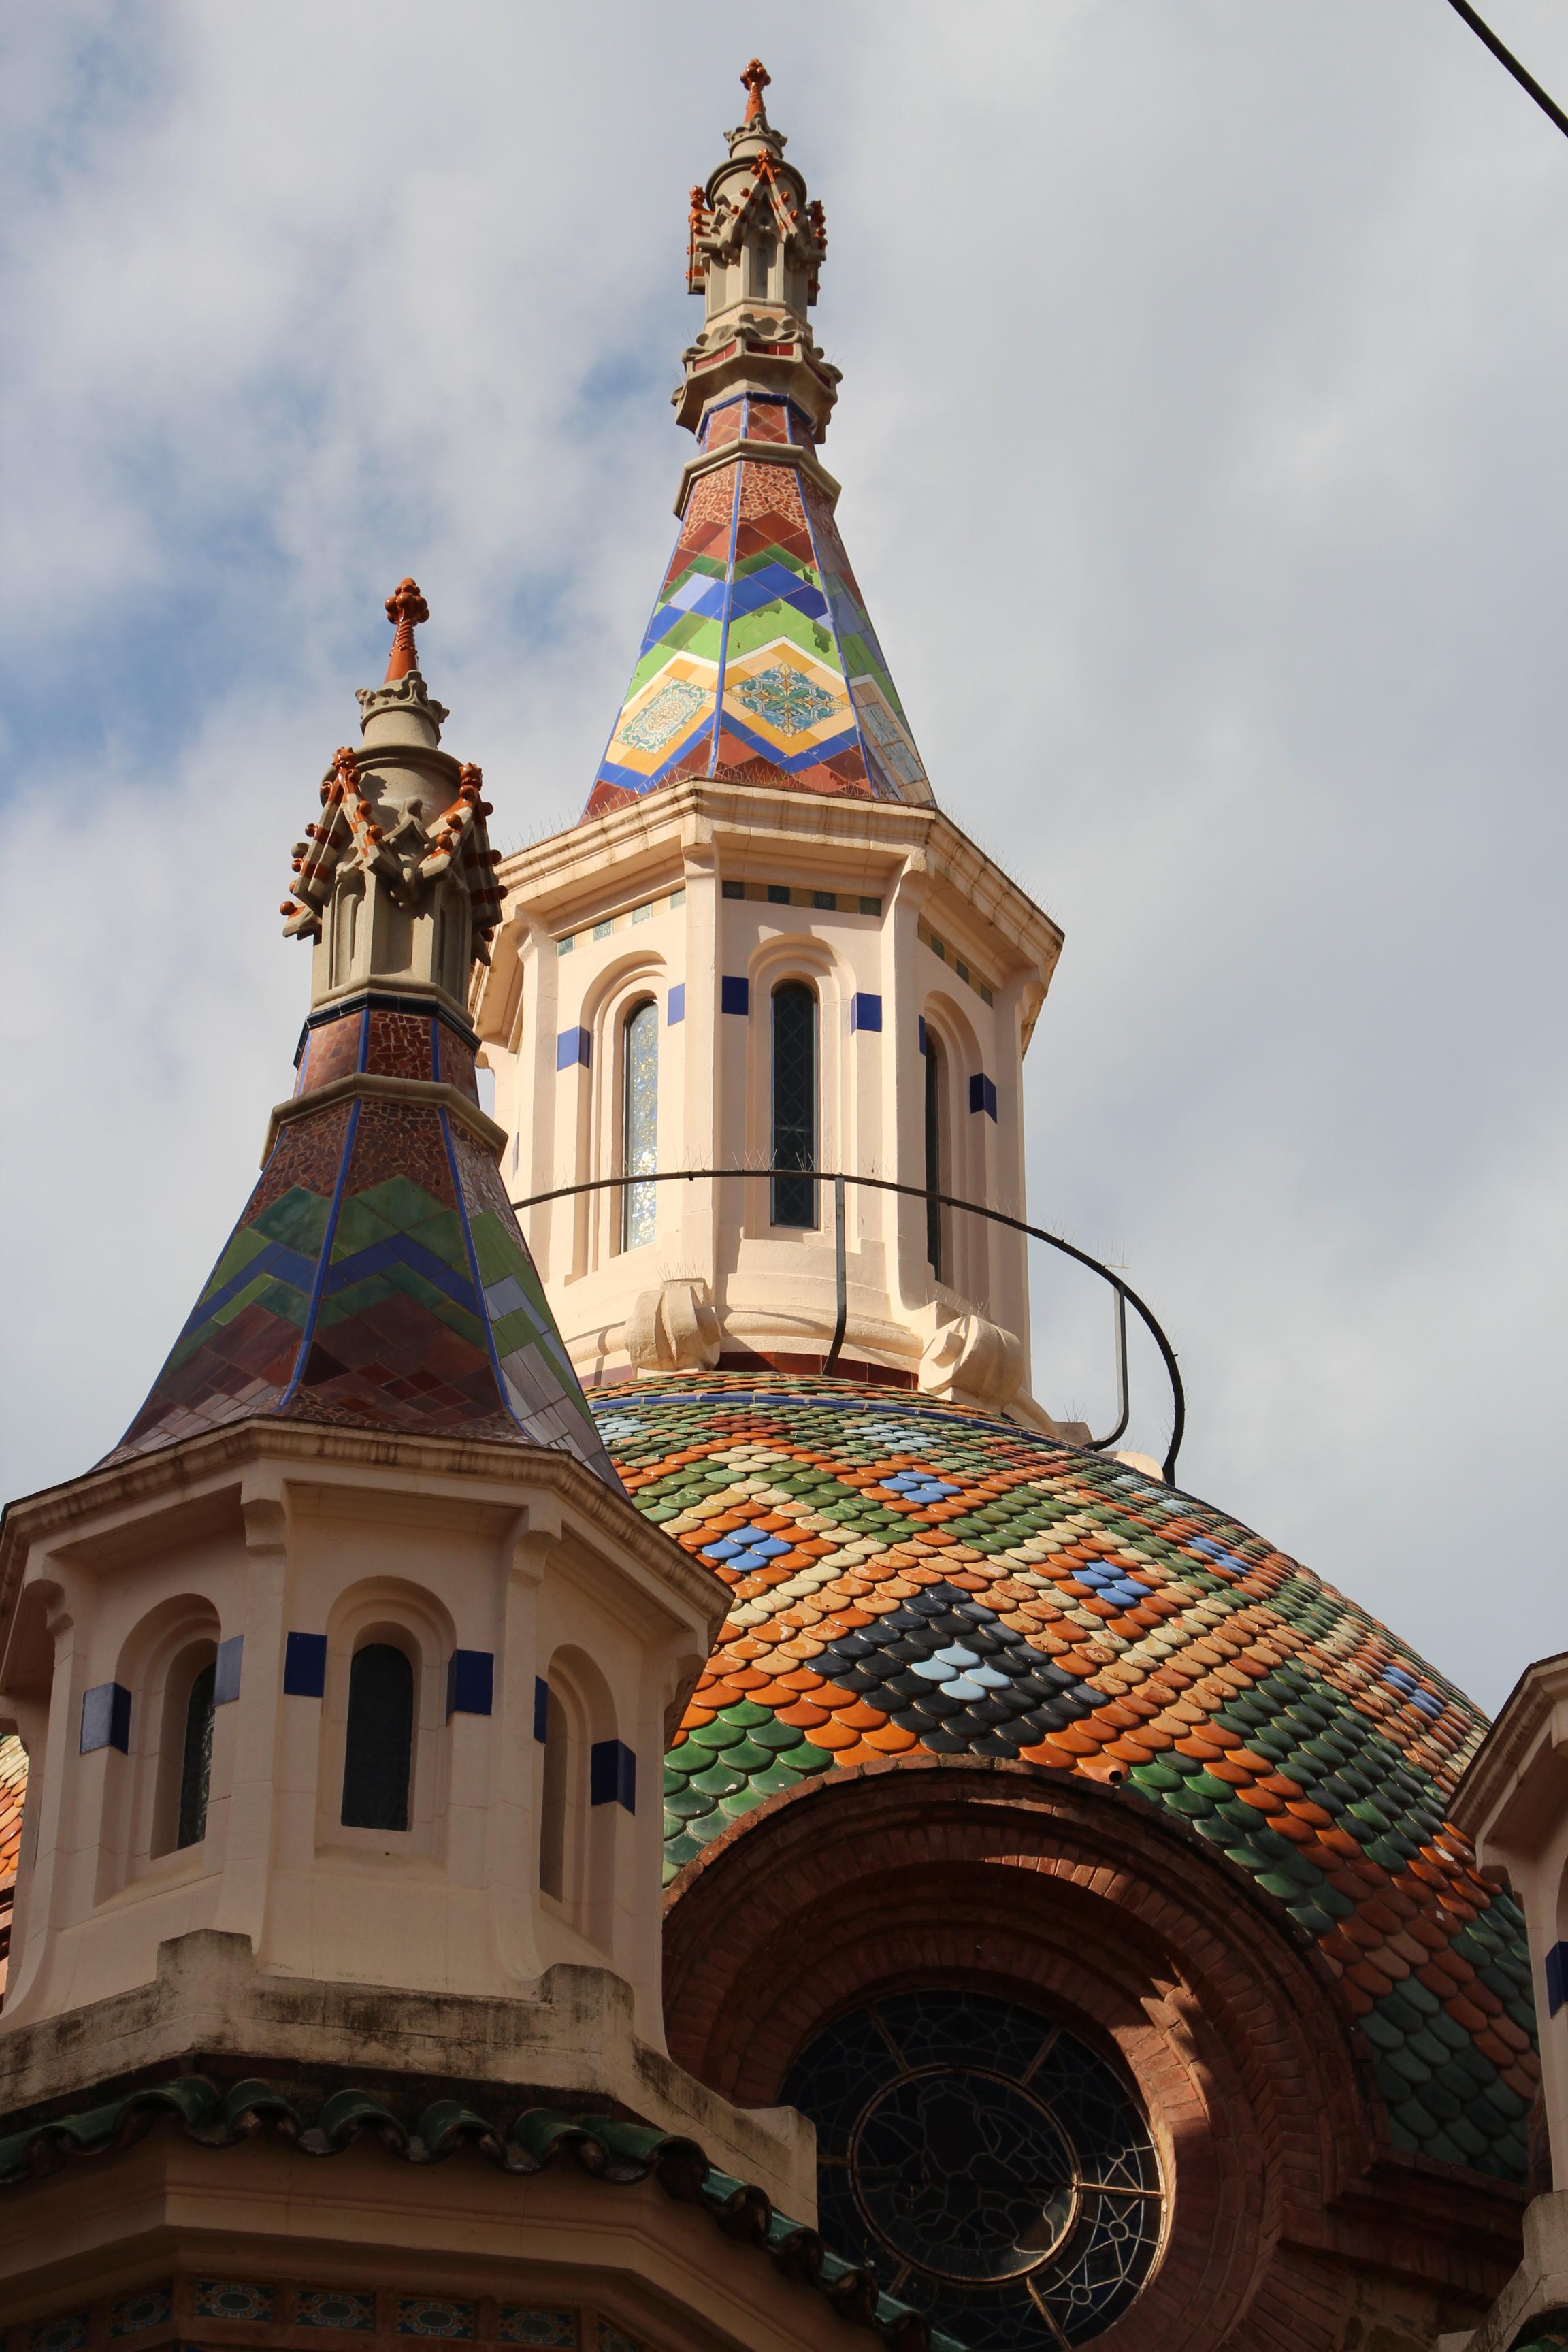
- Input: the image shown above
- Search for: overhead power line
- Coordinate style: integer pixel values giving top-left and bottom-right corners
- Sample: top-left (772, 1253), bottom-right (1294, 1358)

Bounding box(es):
top-left (1444, 0), bottom-right (1568, 141)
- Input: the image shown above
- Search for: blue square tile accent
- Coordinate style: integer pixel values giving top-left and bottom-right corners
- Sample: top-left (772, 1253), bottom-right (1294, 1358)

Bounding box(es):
top-left (666, 983), bottom-right (685, 1026)
top-left (283, 1631), bottom-right (328, 1698)
top-left (214, 1633), bottom-right (244, 1706)
top-left (1547, 1940), bottom-right (1568, 2016)
top-left (590, 1737), bottom-right (636, 1813)
top-left (556, 1026), bottom-right (591, 1072)
top-left (969, 1072), bottom-right (998, 1120)
top-left (446, 1649), bottom-right (494, 1718)
top-left (534, 1676), bottom-right (550, 1743)
top-left (80, 1682), bottom-right (131, 1755)
top-left (849, 992), bottom-right (882, 1034)
top-left (720, 975), bottom-right (749, 1017)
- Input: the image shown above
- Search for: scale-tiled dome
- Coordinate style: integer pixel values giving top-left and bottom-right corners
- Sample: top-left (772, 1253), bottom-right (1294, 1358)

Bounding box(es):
top-left (592, 1373), bottom-right (1537, 2184)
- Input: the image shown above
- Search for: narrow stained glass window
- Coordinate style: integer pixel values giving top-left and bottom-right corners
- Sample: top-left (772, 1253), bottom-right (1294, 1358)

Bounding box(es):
top-left (176, 1662), bottom-right (215, 1850)
top-left (772, 983), bottom-right (817, 1229)
top-left (924, 1034), bottom-right (943, 1279)
top-left (623, 999), bottom-right (658, 1249)
top-left (341, 1643), bottom-right (414, 1831)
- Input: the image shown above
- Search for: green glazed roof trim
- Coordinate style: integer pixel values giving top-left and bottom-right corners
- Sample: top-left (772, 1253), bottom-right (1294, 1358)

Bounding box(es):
top-left (0, 2074), bottom-right (962, 2352)
top-left (1509, 2322), bottom-right (1568, 2352)
top-left (591, 1373), bottom-right (1539, 2185)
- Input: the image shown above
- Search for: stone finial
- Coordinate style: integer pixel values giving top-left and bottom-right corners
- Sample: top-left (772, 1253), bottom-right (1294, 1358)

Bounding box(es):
top-left (740, 57), bottom-right (770, 125)
top-left (383, 577), bottom-right (429, 682)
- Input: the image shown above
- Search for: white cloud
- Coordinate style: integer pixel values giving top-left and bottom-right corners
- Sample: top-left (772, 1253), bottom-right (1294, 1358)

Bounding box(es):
top-left (1, 0), bottom-right (1565, 1710)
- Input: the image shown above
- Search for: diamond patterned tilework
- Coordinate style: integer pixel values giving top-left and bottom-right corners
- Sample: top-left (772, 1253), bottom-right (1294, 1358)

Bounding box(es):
top-left (592, 1373), bottom-right (1539, 2185)
top-left (103, 999), bottom-right (617, 1488)
top-left (584, 407), bottom-right (927, 818)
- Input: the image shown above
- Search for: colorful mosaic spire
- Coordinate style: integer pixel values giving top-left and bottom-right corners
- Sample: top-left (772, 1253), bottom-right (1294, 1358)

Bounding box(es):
top-left (105, 590), bottom-right (617, 1486)
top-left (583, 64), bottom-right (932, 819)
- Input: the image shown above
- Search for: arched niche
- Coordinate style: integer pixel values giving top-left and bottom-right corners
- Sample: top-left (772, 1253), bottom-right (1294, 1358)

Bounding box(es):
top-left (318, 1579), bottom-right (457, 1863)
top-left (536, 1642), bottom-right (621, 1957)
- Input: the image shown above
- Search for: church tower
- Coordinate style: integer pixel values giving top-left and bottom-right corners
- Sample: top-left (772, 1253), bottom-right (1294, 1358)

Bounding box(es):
top-left (478, 61), bottom-right (1066, 1427)
top-left (0, 580), bottom-right (910, 2352)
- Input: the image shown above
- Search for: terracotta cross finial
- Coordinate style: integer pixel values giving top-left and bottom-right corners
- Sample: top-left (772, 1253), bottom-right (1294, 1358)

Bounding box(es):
top-left (383, 576), bottom-right (429, 681)
top-left (740, 58), bottom-right (771, 124)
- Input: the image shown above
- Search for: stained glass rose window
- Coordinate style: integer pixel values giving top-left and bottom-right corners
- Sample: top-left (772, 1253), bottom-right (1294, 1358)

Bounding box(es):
top-left (780, 1989), bottom-right (1162, 2348)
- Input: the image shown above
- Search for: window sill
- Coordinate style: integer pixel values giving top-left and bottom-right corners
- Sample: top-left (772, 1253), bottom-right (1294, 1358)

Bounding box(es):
top-left (99, 1842), bottom-right (213, 1910)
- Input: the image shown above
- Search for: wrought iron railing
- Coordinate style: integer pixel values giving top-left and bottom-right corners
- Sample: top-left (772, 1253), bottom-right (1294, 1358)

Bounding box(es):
top-left (509, 1166), bottom-right (1186, 1482)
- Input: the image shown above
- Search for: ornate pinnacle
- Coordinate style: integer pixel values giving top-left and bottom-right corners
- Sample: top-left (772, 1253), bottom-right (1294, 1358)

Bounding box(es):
top-left (740, 57), bottom-right (770, 125)
top-left (383, 576), bottom-right (429, 681)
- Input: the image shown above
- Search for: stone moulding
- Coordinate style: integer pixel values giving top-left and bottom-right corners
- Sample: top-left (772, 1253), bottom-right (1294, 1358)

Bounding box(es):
top-left (0, 1421), bottom-right (724, 1652)
top-left (0, 2072), bottom-right (960, 2352)
top-left (259, 1068), bottom-right (509, 1167)
top-left (672, 436), bottom-right (842, 519)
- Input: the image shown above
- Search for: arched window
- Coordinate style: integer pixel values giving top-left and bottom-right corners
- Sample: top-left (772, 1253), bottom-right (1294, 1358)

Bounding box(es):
top-left (175, 1661), bottom-right (216, 1850)
top-left (341, 1642), bottom-right (414, 1832)
top-left (749, 238), bottom-right (774, 297)
top-left (772, 982), bottom-right (818, 1228)
top-left (924, 1032), bottom-right (943, 1279)
top-left (538, 1679), bottom-right (570, 1902)
top-left (622, 997), bottom-right (658, 1249)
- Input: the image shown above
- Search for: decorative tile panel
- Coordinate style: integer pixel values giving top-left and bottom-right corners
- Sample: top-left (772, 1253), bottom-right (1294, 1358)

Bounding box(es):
top-left (110, 2285), bottom-right (174, 2336)
top-left (732, 663), bottom-right (843, 737)
top-left (296, 2287), bottom-right (375, 2330)
top-left (195, 2282), bottom-right (276, 2322)
top-left (620, 679), bottom-right (708, 753)
top-left (596, 2327), bottom-right (649, 2352)
top-left (394, 2298), bottom-right (476, 2338)
top-left (595, 1371), bottom-right (1539, 2185)
top-left (26, 2317), bottom-right (89, 2352)
top-left (497, 2315), bottom-right (576, 2349)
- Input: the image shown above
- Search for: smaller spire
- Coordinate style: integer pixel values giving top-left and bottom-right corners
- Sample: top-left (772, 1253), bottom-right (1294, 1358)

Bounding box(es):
top-left (740, 56), bottom-right (771, 125)
top-left (383, 576), bottom-right (429, 681)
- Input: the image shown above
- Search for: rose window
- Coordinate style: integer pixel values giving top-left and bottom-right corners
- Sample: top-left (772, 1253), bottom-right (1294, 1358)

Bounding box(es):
top-left (781, 1989), bottom-right (1163, 2348)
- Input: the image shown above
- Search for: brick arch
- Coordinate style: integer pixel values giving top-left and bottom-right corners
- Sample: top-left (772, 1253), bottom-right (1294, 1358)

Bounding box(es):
top-left (663, 1757), bottom-right (1516, 2351)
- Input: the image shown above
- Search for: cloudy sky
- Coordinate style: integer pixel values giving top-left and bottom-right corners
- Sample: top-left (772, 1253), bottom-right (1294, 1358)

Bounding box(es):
top-left (2, 2), bottom-right (1563, 1714)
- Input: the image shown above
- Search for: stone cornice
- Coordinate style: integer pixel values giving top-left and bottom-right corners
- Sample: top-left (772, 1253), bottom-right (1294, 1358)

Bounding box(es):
top-left (259, 1071), bottom-right (508, 1168)
top-left (1451, 1647), bottom-right (1568, 1847)
top-left (483, 781), bottom-right (1063, 1013)
top-left (0, 1418), bottom-right (726, 1650)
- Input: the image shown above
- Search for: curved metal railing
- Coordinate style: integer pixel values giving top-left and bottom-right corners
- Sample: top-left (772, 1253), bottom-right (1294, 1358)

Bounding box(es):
top-left (509, 1166), bottom-right (1185, 1482)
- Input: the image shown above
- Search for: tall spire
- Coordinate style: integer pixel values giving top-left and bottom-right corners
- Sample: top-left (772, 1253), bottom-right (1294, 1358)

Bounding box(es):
top-left (584, 63), bottom-right (931, 818)
top-left (105, 587), bottom-right (617, 1482)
